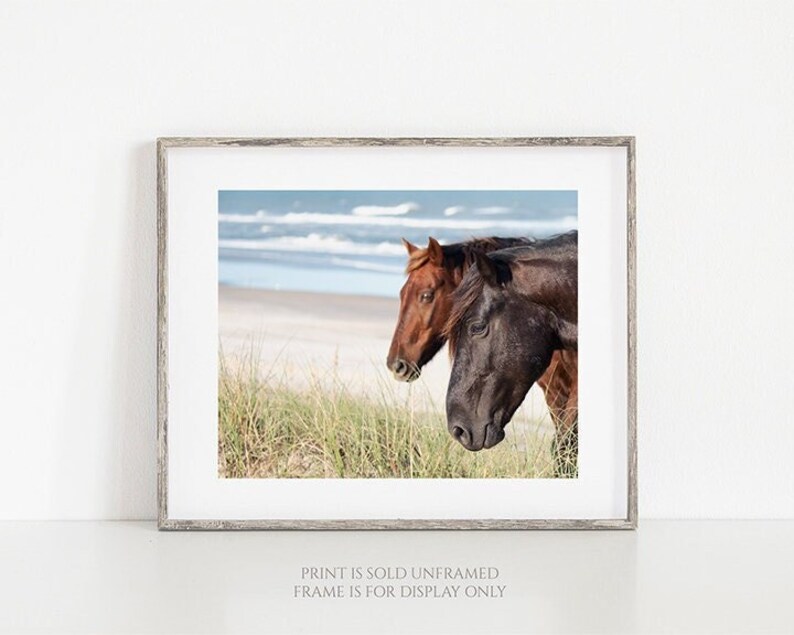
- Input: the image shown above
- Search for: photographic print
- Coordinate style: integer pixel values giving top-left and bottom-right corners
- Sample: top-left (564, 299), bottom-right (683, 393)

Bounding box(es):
top-left (158, 137), bottom-right (635, 529)
top-left (217, 190), bottom-right (579, 479)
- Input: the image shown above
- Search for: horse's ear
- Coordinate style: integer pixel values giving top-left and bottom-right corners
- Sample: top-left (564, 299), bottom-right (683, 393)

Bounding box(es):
top-left (401, 238), bottom-right (418, 255)
top-left (475, 252), bottom-right (499, 287)
top-left (427, 237), bottom-right (444, 265)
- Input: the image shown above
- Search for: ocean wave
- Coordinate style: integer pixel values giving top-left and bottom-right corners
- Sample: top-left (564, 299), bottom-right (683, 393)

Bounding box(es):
top-left (351, 202), bottom-right (419, 217)
top-left (218, 210), bottom-right (270, 223)
top-left (219, 233), bottom-right (406, 257)
top-left (218, 211), bottom-right (577, 233)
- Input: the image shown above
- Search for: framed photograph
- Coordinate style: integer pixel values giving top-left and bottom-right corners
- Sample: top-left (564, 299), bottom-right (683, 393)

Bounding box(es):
top-left (157, 137), bottom-right (636, 529)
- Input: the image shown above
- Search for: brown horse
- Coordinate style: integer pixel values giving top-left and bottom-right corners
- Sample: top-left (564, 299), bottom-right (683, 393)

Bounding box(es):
top-left (386, 236), bottom-right (578, 468)
top-left (444, 233), bottom-right (578, 475)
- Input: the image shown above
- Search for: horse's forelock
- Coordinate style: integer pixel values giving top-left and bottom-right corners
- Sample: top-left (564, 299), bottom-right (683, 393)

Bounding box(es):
top-left (405, 248), bottom-right (430, 273)
top-left (443, 268), bottom-right (486, 356)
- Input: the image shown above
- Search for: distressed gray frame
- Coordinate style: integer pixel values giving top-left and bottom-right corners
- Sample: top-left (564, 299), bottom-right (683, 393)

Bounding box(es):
top-left (157, 137), bottom-right (637, 530)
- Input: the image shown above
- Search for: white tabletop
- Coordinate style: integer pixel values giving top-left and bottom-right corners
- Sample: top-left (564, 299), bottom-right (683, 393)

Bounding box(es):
top-left (1, 521), bottom-right (792, 634)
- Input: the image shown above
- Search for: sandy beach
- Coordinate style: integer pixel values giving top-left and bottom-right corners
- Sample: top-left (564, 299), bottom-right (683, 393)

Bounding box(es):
top-left (219, 285), bottom-right (552, 425)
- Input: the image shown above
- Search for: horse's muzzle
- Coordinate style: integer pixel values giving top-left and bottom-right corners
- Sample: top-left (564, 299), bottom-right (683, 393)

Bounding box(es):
top-left (449, 422), bottom-right (505, 451)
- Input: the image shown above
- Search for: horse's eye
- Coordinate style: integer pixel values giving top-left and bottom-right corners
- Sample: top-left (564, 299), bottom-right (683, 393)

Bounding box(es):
top-left (420, 291), bottom-right (434, 303)
top-left (469, 321), bottom-right (487, 336)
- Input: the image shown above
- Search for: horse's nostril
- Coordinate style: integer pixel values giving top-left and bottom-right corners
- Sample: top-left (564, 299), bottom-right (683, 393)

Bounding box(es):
top-left (451, 426), bottom-right (467, 442)
top-left (390, 359), bottom-right (408, 376)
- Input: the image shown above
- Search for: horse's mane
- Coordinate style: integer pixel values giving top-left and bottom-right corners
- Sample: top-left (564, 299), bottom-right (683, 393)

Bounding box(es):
top-left (444, 231), bottom-right (577, 354)
top-left (405, 236), bottom-right (535, 273)
top-left (485, 230), bottom-right (577, 265)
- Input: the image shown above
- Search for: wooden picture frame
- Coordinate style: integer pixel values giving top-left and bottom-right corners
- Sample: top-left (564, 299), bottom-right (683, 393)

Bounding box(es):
top-left (157, 137), bottom-right (636, 530)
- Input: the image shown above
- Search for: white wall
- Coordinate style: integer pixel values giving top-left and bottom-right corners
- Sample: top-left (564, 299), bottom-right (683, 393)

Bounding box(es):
top-left (1, 0), bottom-right (792, 520)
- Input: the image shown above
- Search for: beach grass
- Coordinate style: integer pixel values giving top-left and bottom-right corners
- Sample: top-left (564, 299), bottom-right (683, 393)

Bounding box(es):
top-left (218, 349), bottom-right (563, 479)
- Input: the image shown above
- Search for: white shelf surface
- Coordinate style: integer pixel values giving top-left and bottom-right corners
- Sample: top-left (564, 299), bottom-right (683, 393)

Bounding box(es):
top-left (0, 521), bottom-right (792, 634)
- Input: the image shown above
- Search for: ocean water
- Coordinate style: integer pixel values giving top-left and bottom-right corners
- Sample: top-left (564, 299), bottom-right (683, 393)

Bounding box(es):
top-left (218, 190), bottom-right (577, 298)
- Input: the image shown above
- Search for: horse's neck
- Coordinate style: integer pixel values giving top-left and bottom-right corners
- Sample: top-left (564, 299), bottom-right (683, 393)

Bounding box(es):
top-left (513, 258), bottom-right (578, 348)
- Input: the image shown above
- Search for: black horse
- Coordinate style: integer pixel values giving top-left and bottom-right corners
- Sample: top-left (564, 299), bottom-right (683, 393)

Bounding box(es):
top-left (444, 231), bottom-right (578, 467)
